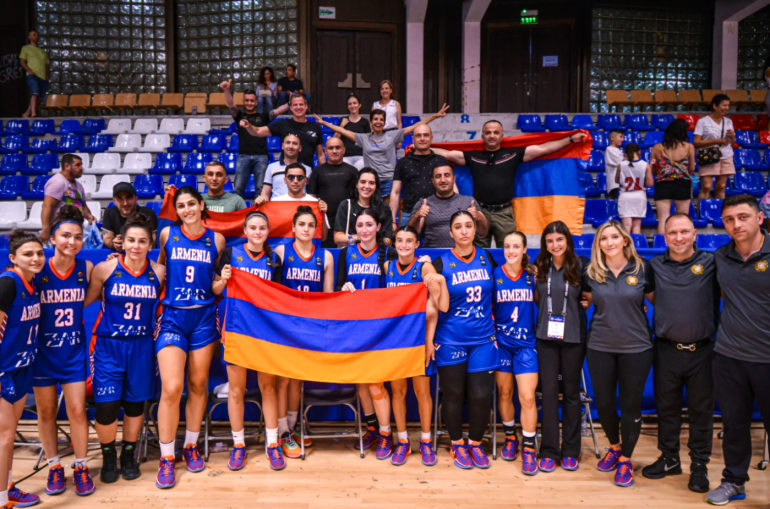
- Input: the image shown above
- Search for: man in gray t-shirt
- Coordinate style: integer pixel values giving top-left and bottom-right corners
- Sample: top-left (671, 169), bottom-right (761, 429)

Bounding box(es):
top-left (201, 161), bottom-right (247, 213)
top-left (407, 165), bottom-right (488, 248)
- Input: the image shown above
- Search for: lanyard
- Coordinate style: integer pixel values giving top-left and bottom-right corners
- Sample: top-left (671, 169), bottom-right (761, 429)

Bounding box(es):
top-left (547, 266), bottom-right (570, 316)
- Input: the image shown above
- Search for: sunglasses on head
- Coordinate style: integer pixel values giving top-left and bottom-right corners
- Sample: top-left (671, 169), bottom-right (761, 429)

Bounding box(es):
top-left (286, 174), bottom-right (306, 181)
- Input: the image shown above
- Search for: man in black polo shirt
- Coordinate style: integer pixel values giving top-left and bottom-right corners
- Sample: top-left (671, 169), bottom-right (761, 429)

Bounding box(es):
top-left (276, 64), bottom-right (311, 109)
top-left (707, 194), bottom-right (770, 506)
top-left (390, 124), bottom-right (449, 227)
top-left (432, 120), bottom-right (587, 247)
top-left (221, 79), bottom-right (288, 199)
top-left (642, 213), bottom-right (719, 493)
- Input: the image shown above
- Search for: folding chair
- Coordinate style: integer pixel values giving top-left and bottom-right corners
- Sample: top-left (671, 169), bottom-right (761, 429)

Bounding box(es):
top-left (298, 382), bottom-right (364, 460)
top-left (203, 387), bottom-right (265, 461)
top-left (14, 391), bottom-right (70, 469)
top-left (758, 432), bottom-right (768, 470)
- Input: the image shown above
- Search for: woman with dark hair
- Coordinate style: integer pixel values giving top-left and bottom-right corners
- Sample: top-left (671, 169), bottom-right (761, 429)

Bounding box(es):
top-left (694, 94), bottom-right (735, 200)
top-left (256, 66), bottom-right (277, 114)
top-left (154, 186), bottom-right (226, 490)
top-left (338, 94), bottom-right (371, 170)
top-left (333, 168), bottom-right (393, 247)
top-left (533, 221), bottom-right (589, 474)
top-left (615, 143), bottom-right (647, 235)
top-left (645, 118), bottom-right (695, 234)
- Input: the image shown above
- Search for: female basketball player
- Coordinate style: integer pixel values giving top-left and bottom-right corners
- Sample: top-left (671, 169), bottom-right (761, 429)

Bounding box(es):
top-left (336, 208), bottom-right (397, 459)
top-left (154, 186), bottom-right (226, 489)
top-left (33, 206), bottom-right (94, 496)
top-left (384, 226), bottom-right (448, 466)
top-left (0, 231), bottom-right (44, 509)
top-left (84, 214), bottom-right (164, 486)
top-left (492, 232), bottom-right (539, 474)
top-left (432, 211), bottom-right (499, 470)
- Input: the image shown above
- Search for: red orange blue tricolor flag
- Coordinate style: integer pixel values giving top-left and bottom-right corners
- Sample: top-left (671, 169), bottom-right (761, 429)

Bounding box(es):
top-left (222, 270), bottom-right (427, 383)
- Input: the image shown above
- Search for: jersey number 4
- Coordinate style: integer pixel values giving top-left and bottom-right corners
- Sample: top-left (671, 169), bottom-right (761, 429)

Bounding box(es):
top-left (466, 286), bottom-right (482, 302)
top-left (123, 303), bottom-right (142, 320)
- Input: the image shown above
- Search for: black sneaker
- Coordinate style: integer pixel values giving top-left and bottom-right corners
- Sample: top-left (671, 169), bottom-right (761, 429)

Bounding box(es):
top-left (688, 462), bottom-right (709, 493)
top-left (642, 454), bottom-right (682, 479)
top-left (100, 445), bottom-right (119, 484)
top-left (121, 448), bottom-right (141, 480)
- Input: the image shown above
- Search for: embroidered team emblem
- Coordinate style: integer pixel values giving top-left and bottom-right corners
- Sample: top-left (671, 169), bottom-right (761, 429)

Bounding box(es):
top-left (389, 272), bottom-right (394, 277)
top-left (236, 256), bottom-right (243, 262)
top-left (288, 256), bottom-right (295, 262)
top-left (351, 253), bottom-right (357, 259)
top-left (21, 291), bottom-right (26, 299)
top-left (41, 276), bottom-right (49, 283)
top-left (626, 275), bottom-right (638, 286)
top-left (756, 260), bottom-right (768, 272)
top-left (449, 262), bottom-right (456, 268)
top-left (115, 271), bottom-right (122, 278)
top-left (497, 279), bottom-right (503, 285)
top-left (173, 235), bottom-right (179, 242)
top-left (149, 271), bottom-right (155, 283)
top-left (77, 271), bottom-right (85, 284)
top-left (691, 264), bottom-right (704, 275)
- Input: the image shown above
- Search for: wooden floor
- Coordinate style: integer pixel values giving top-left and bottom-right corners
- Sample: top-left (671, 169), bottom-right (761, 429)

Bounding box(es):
top-left (10, 425), bottom-right (770, 508)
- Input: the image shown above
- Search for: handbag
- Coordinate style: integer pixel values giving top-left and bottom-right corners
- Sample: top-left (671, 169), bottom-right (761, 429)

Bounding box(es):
top-left (696, 118), bottom-right (724, 166)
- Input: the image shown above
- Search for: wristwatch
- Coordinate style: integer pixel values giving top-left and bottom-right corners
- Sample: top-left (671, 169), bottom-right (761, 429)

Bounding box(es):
top-left (569, 135), bottom-right (573, 143)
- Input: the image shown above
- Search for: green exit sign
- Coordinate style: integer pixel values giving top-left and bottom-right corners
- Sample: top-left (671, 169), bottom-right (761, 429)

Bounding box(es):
top-left (521, 9), bottom-right (539, 24)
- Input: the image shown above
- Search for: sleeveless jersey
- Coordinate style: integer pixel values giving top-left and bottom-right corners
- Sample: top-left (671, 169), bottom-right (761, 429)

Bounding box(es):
top-left (36, 258), bottom-right (88, 372)
top-left (384, 259), bottom-right (423, 287)
top-left (95, 258), bottom-right (161, 339)
top-left (230, 244), bottom-right (278, 281)
top-left (345, 244), bottom-right (388, 290)
top-left (282, 242), bottom-right (324, 293)
top-left (434, 248), bottom-right (495, 347)
top-left (0, 270), bottom-right (40, 372)
top-left (492, 266), bottom-right (537, 348)
top-left (162, 225), bottom-right (219, 307)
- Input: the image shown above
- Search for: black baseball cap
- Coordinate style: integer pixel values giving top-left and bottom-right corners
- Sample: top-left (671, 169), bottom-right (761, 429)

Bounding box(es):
top-left (113, 182), bottom-right (136, 198)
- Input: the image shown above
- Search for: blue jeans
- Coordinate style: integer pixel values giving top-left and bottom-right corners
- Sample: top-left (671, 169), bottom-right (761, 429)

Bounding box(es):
top-left (398, 210), bottom-right (411, 227)
top-left (257, 96), bottom-right (274, 114)
top-left (278, 91), bottom-right (311, 107)
top-left (234, 154), bottom-right (269, 199)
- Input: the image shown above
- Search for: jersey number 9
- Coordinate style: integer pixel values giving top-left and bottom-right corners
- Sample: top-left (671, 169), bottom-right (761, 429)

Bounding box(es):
top-left (123, 303), bottom-right (142, 320)
top-left (466, 286), bottom-right (482, 303)
top-left (185, 266), bottom-right (195, 283)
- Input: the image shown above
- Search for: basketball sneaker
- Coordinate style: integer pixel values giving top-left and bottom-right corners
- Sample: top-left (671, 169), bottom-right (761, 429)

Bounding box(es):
top-left (7, 483), bottom-right (40, 507)
top-left (280, 432), bottom-right (301, 459)
top-left (419, 439), bottom-right (437, 466)
top-left (521, 448), bottom-right (538, 475)
top-left (501, 436), bottom-right (519, 461)
top-left (468, 441), bottom-right (490, 469)
top-left (355, 426), bottom-right (377, 450)
top-left (450, 441), bottom-right (473, 469)
top-left (561, 457), bottom-right (579, 471)
top-left (538, 457), bottom-right (556, 472)
top-left (45, 464), bottom-right (66, 495)
top-left (155, 456), bottom-right (176, 489)
top-left (614, 460), bottom-right (634, 487)
top-left (183, 444), bottom-right (205, 473)
top-left (73, 466), bottom-right (95, 496)
top-left (267, 443), bottom-right (286, 471)
top-left (597, 446), bottom-right (622, 472)
top-left (375, 433), bottom-right (393, 460)
top-left (228, 444), bottom-right (247, 471)
top-left (391, 439), bottom-right (411, 466)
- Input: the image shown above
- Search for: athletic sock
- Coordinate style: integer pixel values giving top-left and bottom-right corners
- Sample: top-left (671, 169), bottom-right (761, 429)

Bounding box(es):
top-left (159, 440), bottom-right (175, 458)
top-left (266, 427), bottom-right (279, 447)
top-left (277, 417), bottom-right (290, 436)
top-left (397, 431), bottom-right (408, 442)
top-left (232, 429), bottom-right (245, 446)
top-left (47, 455), bottom-right (61, 467)
top-left (287, 411), bottom-right (298, 431)
top-left (365, 413), bottom-right (378, 430)
top-left (0, 490), bottom-right (8, 505)
top-left (503, 420), bottom-right (516, 437)
top-left (522, 430), bottom-right (537, 450)
top-left (121, 441), bottom-right (137, 455)
top-left (73, 457), bottom-right (88, 468)
top-left (184, 430), bottom-right (200, 448)
top-left (420, 432), bottom-right (431, 442)
top-left (379, 425), bottom-right (391, 435)
top-left (101, 441), bottom-right (117, 454)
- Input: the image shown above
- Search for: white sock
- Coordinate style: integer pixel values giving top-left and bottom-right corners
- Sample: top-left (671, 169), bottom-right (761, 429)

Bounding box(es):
top-left (379, 425), bottom-right (391, 435)
top-left (47, 455), bottom-right (61, 467)
top-left (266, 427), bottom-right (279, 447)
top-left (184, 430), bottom-right (200, 448)
top-left (503, 419), bottom-right (515, 427)
top-left (0, 490), bottom-right (7, 505)
top-left (73, 457), bottom-right (87, 468)
top-left (523, 430), bottom-right (537, 438)
top-left (287, 411), bottom-right (298, 431)
top-left (160, 440), bottom-right (175, 458)
top-left (277, 417), bottom-right (290, 436)
top-left (397, 431), bottom-right (408, 442)
top-left (421, 432), bottom-right (431, 441)
top-left (231, 429), bottom-right (245, 446)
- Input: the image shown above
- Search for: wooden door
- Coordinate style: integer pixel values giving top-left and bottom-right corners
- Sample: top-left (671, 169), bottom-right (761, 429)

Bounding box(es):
top-left (531, 27), bottom-right (571, 112)
top-left (354, 31), bottom-right (394, 110)
top-left (487, 29), bottom-right (531, 113)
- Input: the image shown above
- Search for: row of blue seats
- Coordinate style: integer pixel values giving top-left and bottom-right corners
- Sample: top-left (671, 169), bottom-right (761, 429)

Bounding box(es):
top-left (586, 148), bottom-right (770, 171)
top-left (585, 171), bottom-right (770, 198)
top-left (584, 198), bottom-right (736, 228)
top-left (518, 113), bottom-right (679, 133)
top-left (572, 232), bottom-right (731, 250)
top-left (0, 119), bottom-right (105, 136)
top-left (591, 130), bottom-right (767, 151)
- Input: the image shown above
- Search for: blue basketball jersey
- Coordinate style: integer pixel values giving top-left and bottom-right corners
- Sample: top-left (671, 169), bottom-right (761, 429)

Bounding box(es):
top-left (492, 266), bottom-right (537, 348)
top-left (230, 244), bottom-right (278, 281)
top-left (434, 248), bottom-right (495, 347)
top-left (0, 270), bottom-right (40, 373)
top-left (95, 258), bottom-right (161, 339)
top-left (345, 245), bottom-right (388, 290)
top-left (35, 258), bottom-right (88, 374)
top-left (282, 242), bottom-right (324, 293)
top-left (162, 225), bottom-right (219, 307)
top-left (384, 259), bottom-right (423, 287)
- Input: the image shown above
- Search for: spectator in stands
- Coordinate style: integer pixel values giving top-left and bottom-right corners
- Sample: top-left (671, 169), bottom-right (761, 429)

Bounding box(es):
top-left (202, 161), bottom-right (247, 213)
top-left (432, 121), bottom-right (587, 248)
top-left (761, 190), bottom-right (770, 231)
top-left (764, 58), bottom-right (770, 114)
top-left (239, 94), bottom-right (325, 169)
top-left (220, 79), bottom-right (288, 200)
top-left (334, 168), bottom-right (393, 247)
top-left (257, 137), bottom-right (311, 203)
top-left (272, 165), bottom-right (329, 241)
top-left (276, 64), bottom-right (310, 110)
top-left (256, 66), bottom-right (277, 114)
top-left (390, 125), bottom-right (450, 227)
top-left (307, 137), bottom-right (358, 247)
top-left (407, 165), bottom-right (488, 248)
top-left (313, 104), bottom-right (449, 200)
top-left (40, 154), bottom-right (95, 244)
top-left (694, 94), bottom-right (735, 201)
top-left (615, 143), bottom-right (647, 234)
top-left (337, 94), bottom-right (371, 169)
top-left (373, 80), bottom-right (402, 131)
top-left (645, 118), bottom-right (695, 235)
top-left (102, 182), bottom-right (159, 251)
top-left (20, 30), bottom-right (48, 119)
top-left (605, 129), bottom-right (625, 200)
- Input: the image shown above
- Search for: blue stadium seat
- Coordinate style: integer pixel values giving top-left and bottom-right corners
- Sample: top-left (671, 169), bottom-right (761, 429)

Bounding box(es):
top-left (403, 133), bottom-right (413, 147)
top-left (733, 172), bottom-right (768, 196)
top-left (168, 173), bottom-right (198, 189)
top-left (587, 149), bottom-right (605, 171)
top-left (267, 137), bottom-right (281, 152)
top-left (571, 115), bottom-right (598, 131)
top-left (734, 130), bottom-right (768, 150)
top-left (133, 174), bottom-right (164, 199)
top-left (218, 152), bottom-right (238, 173)
top-left (646, 185), bottom-right (654, 197)
top-left (52, 134), bottom-right (85, 153)
top-left (597, 114), bottom-right (623, 130)
top-left (2, 120), bottom-right (29, 135)
top-left (700, 199), bottom-right (724, 227)
top-left (21, 175), bottom-right (52, 200)
top-left (592, 131), bottom-right (609, 150)
top-left (641, 149), bottom-right (651, 161)
top-left (82, 134), bottom-right (113, 153)
top-left (184, 153), bottom-right (214, 174)
top-left (24, 119), bottom-right (54, 135)
top-left (697, 234), bottom-right (731, 251)
top-left (573, 234), bottom-right (595, 249)
top-left (544, 114), bottom-right (570, 132)
top-left (622, 131), bottom-right (642, 147)
top-left (167, 134), bottom-right (199, 153)
top-left (402, 116), bottom-right (421, 127)
top-left (584, 199), bottom-right (618, 227)
top-left (584, 175), bottom-right (600, 198)
top-left (630, 234), bottom-right (648, 249)
top-left (0, 234), bottom-right (8, 250)
top-left (651, 114), bottom-right (674, 131)
top-left (145, 201), bottom-right (163, 216)
top-left (625, 114), bottom-right (654, 131)
top-left (517, 114), bottom-right (545, 132)
top-left (150, 152), bottom-right (182, 175)
top-left (641, 201), bottom-right (658, 227)
top-left (0, 135), bottom-right (29, 154)
top-left (210, 122), bottom-right (236, 135)
top-left (78, 118), bottom-right (106, 135)
top-left (245, 175), bottom-right (256, 196)
top-left (596, 172), bottom-right (607, 196)
top-left (0, 154), bottom-right (27, 175)
top-left (22, 138), bottom-right (56, 154)
top-left (0, 175), bottom-right (27, 200)
top-left (199, 134), bottom-right (227, 152)
top-left (641, 131), bottom-right (664, 149)
top-left (723, 176), bottom-right (740, 197)
top-left (734, 149), bottom-right (768, 171)
top-left (228, 134), bottom-right (239, 152)
top-left (53, 119), bottom-right (81, 135)
top-left (268, 152), bottom-right (276, 163)
top-left (321, 117), bottom-right (337, 135)
top-left (653, 234), bottom-right (667, 249)
top-left (687, 203), bottom-right (708, 228)
top-left (203, 180), bottom-right (234, 194)
top-left (25, 154), bottom-right (58, 175)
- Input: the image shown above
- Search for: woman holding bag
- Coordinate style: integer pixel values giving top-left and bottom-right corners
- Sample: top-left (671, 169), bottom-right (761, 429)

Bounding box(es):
top-left (694, 94), bottom-right (735, 201)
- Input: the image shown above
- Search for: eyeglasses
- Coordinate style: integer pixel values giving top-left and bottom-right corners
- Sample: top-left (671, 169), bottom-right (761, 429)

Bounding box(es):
top-left (286, 174), bottom-right (306, 181)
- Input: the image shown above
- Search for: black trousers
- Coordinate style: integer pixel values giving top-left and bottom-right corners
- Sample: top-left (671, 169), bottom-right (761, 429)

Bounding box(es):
top-left (587, 348), bottom-right (653, 458)
top-left (537, 339), bottom-right (586, 460)
top-left (653, 339), bottom-right (714, 463)
top-left (438, 363), bottom-right (495, 442)
top-left (713, 353), bottom-right (770, 485)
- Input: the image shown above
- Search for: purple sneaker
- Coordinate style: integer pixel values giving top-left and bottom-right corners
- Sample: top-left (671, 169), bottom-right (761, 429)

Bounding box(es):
top-left (419, 439), bottom-right (437, 466)
top-left (501, 436), bottom-right (519, 461)
top-left (183, 443), bottom-right (205, 473)
top-left (375, 433), bottom-right (393, 460)
top-left (356, 426), bottom-right (377, 450)
top-left (468, 441), bottom-right (490, 469)
top-left (450, 442), bottom-right (473, 469)
top-left (561, 457), bottom-right (579, 471)
top-left (45, 464), bottom-right (66, 495)
top-left (266, 443), bottom-right (286, 471)
top-left (391, 439), bottom-right (411, 466)
top-left (228, 444), bottom-right (247, 471)
top-left (73, 466), bottom-right (95, 496)
top-left (538, 457), bottom-right (556, 472)
top-left (614, 460), bottom-right (634, 487)
top-left (597, 447), bottom-right (621, 472)
top-left (521, 448), bottom-right (538, 475)
top-left (8, 483), bottom-right (40, 507)
top-left (155, 456), bottom-right (176, 489)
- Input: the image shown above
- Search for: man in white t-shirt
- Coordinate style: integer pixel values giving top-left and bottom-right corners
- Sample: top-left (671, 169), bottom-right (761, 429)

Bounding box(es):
top-left (604, 129), bottom-right (625, 200)
top-left (272, 164), bottom-right (329, 241)
top-left (257, 134), bottom-right (311, 202)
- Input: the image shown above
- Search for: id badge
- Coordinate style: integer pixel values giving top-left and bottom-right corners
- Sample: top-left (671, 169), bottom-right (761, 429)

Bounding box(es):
top-left (547, 316), bottom-right (565, 340)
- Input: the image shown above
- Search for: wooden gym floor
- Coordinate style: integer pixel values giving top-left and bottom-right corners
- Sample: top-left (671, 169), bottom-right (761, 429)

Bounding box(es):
top-left (10, 424), bottom-right (770, 508)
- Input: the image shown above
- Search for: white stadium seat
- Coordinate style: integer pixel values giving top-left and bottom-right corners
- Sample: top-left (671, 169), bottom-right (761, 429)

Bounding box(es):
top-left (101, 118), bottom-right (131, 135)
top-left (15, 201), bottom-right (42, 230)
top-left (108, 134), bottom-right (142, 153)
top-left (122, 153), bottom-right (152, 174)
top-left (129, 118), bottom-right (159, 134)
top-left (91, 174), bottom-right (131, 199)
top-left (0, 201), bottom-right (28, 229)
top-left (141, 134), bottom-right (171, 152)
top-left (86, 201), bottom-right (102, 223)
top-left (54, 152), bottom-right (90, 174)
top-left (86, 153), bottom-right (121, 175)
top-left (76, 175), bottom-right (97, 198)
top-left (157, 118), bottom-right (185, 134)
top-left (183, 118), bottom-right (211, 134)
